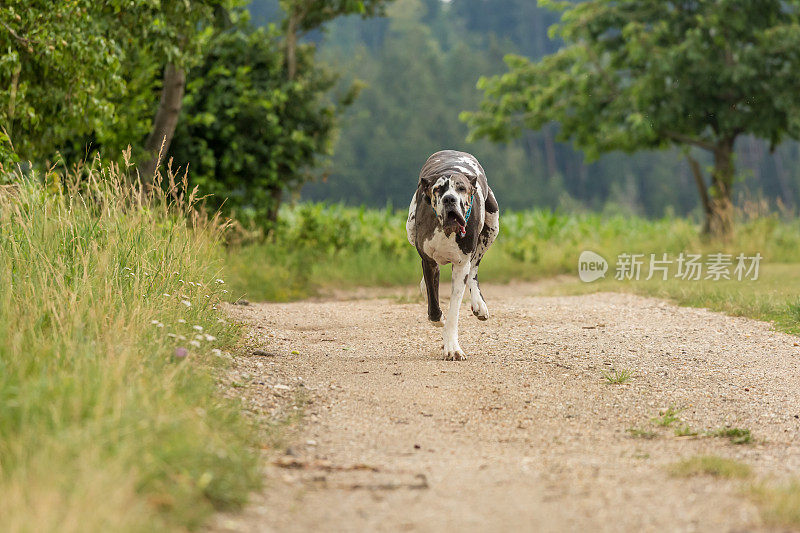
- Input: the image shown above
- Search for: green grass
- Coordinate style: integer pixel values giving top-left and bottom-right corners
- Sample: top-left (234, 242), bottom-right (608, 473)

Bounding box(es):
top-left (0, 161), bottom-right (259, 531)
top-left (652, 406), bottom-right (684, 427)
top-left (669, 455), bottom-right (752, 479)
top-left (602, 368), bottom-right (632, 384)
top-left (710, 427), bottom-right (753, 445)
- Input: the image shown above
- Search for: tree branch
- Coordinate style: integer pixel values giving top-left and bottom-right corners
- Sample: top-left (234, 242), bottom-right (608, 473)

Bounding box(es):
top-left (0, 20), bottom-right (32, 47)
top-left (663, 130), bottom-right (715, 151)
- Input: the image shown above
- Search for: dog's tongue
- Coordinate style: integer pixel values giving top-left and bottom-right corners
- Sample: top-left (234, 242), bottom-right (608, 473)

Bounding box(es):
top-left (458, 223), bottom-right (466, 235)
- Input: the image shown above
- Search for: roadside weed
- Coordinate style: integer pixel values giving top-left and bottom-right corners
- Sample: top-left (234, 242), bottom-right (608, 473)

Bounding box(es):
top-left (669, 455), bottom-right (751, 479)
top-left (652, 406), bottom-right (684, 427)
top-left (602, 368), bottom-right (633, 384)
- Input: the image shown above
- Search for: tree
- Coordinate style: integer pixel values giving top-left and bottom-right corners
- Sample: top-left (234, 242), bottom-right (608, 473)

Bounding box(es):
top-left (0, 1), bottom-right (126, 167)
top-left (130, 0), bottom-right (242, 182)
top-left (169, 25), bottom-right (342, 227)
top-left (170, 1), bottom-right (394, 226)
top-left (463, 0), bottom-right (800, 238)
top-left (0, 0), bottom-right (238, 175)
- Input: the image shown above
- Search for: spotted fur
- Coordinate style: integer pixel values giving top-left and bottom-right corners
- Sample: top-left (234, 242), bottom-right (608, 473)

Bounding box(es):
top-left (407, 150), bottom-right (499, 360)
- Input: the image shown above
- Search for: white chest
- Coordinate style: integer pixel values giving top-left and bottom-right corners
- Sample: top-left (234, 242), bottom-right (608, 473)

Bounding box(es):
top-left (422, 229), bottom-right (467, 266)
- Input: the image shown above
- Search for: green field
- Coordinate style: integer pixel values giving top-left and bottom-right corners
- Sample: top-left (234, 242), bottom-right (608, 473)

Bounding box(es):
top-left (226, 203), bottom-right (800, 336)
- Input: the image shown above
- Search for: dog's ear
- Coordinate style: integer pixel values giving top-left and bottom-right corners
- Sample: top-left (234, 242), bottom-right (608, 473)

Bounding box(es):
top-left (418, 174), bottom-right (434, 199)
top-left (468, 173), bottom-right (479, 191)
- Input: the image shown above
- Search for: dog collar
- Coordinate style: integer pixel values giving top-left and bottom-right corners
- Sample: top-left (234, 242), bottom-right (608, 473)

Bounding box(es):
top-left (460, 193), bottom-right (474, 237)
top-left (431, 193), bottom-right (474, 237)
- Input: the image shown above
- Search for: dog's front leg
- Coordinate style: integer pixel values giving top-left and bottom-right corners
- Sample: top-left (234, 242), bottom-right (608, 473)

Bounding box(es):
top-left (443, 261), bottom-right (470, 360)
top-left (422, 258), bottom-right (443, 326)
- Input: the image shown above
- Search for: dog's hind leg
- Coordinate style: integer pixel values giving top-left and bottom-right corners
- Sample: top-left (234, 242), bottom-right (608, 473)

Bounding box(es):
top-left (422, 258), bottom-right (443, 327)
top-left (444, 261), bottom-right (470, 360)
top-left (469, 188), bottom-right (499, 321)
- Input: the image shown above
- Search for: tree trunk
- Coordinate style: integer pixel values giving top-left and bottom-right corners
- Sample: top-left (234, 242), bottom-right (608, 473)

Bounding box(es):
top-left (139, 63), bottom-right (186, 186)
top-left (707, 139), bottom-right (736, 239)
top-left (286, 12), bottom-right (298, 81)
top-left (266, 186), bottom-right (283, 224)
top-left (686, 154), bottom-right (712, 235)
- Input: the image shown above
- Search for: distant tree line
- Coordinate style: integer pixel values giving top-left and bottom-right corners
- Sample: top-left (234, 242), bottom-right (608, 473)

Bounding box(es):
top-left (277, 0), bottom-right (800, 229)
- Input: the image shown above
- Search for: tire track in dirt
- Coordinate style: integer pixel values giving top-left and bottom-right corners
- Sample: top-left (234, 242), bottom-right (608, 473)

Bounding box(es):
top-left (211, 282), bottom-right (800, 532)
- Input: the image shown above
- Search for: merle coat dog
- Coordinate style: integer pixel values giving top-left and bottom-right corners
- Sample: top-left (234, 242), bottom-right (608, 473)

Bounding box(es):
top-left (406, 150), bottom-right (499, 360)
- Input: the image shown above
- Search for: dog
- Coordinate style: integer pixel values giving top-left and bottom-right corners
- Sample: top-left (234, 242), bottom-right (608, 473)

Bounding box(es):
top-left (406, 150), bottom-right (499, 360)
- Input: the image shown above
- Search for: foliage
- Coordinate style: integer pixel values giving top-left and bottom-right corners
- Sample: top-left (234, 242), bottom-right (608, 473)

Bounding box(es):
top-left (0, 0), bottom-right (241, 167)
top-left (0, 159), bottom-right (259, 530)
top-left (0, 1), bottom-right (123, 165)
top-left (464, 0), bottom-right (800, 236)
top-left (280, 0), bottom-right (392, 32)
top-left (170, 25), bottom-right (340, 228)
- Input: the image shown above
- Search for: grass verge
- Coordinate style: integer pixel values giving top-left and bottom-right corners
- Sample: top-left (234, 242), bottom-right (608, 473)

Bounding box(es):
top-left (0, 160), bottom-right (259, 531)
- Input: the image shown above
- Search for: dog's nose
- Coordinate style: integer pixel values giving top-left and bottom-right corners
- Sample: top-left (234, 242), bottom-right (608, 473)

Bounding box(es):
top-left (442, 196), bottom-right (456, 206)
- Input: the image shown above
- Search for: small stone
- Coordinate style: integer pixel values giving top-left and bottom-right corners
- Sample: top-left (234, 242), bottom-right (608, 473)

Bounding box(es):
top-left (235, 299), bottom-right (250, 306)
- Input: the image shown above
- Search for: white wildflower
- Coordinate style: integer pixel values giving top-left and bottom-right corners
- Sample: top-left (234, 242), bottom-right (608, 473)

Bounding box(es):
top-left (215, 279), bottom-right (225, 284)
top-left (204, 334), bottom-right (217, 342)
top-left (177, 319), bottom-right (187, 324)
top-left (181, 300), bottom-right (191, 307)
top-left (177, 335), bottom-right (187, 341)
top-left (189, 340), bottom-right (201, 348)
top-left (211, 348), bottom-right (223, 356)
top-left (167, 333), bottom-right (177, 338)
top-left (193, 325), bottom-right (203, 332)
top-left (163, 293), bottom-right (171, 297)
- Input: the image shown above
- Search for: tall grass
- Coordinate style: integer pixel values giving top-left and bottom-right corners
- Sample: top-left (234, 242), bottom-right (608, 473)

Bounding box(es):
top-left (0, 158), bottom-right (259, 531)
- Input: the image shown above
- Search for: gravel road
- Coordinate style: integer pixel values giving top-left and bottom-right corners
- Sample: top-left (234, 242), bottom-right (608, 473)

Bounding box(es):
top-left (211, 282), bottom-right (800, 532)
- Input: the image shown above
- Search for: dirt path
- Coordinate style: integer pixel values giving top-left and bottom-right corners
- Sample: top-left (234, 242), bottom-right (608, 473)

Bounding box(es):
top-left (211, 282), bottom-right (800, 532)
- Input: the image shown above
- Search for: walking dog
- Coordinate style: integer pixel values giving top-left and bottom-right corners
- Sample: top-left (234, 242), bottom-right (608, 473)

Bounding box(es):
top-left (406, 150), bottom-right (499, 360)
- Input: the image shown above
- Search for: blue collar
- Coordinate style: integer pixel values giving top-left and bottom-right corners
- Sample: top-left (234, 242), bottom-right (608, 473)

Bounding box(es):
top-left (460, 193), bottom-right (474, 237)
top-left (433, 193), bottom-right (474, 237)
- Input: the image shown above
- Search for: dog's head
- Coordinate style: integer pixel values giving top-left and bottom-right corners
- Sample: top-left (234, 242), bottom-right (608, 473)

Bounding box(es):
top-left (420, 172), bottom-right (476, 235)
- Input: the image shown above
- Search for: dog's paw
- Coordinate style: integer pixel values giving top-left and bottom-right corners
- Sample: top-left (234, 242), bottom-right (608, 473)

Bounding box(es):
top-left (471, 299), bottom-right (489, 321)
top-left (430, 319), bottom-right (444, 328)
top-left (443, 341), bottom-right (467, 361)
